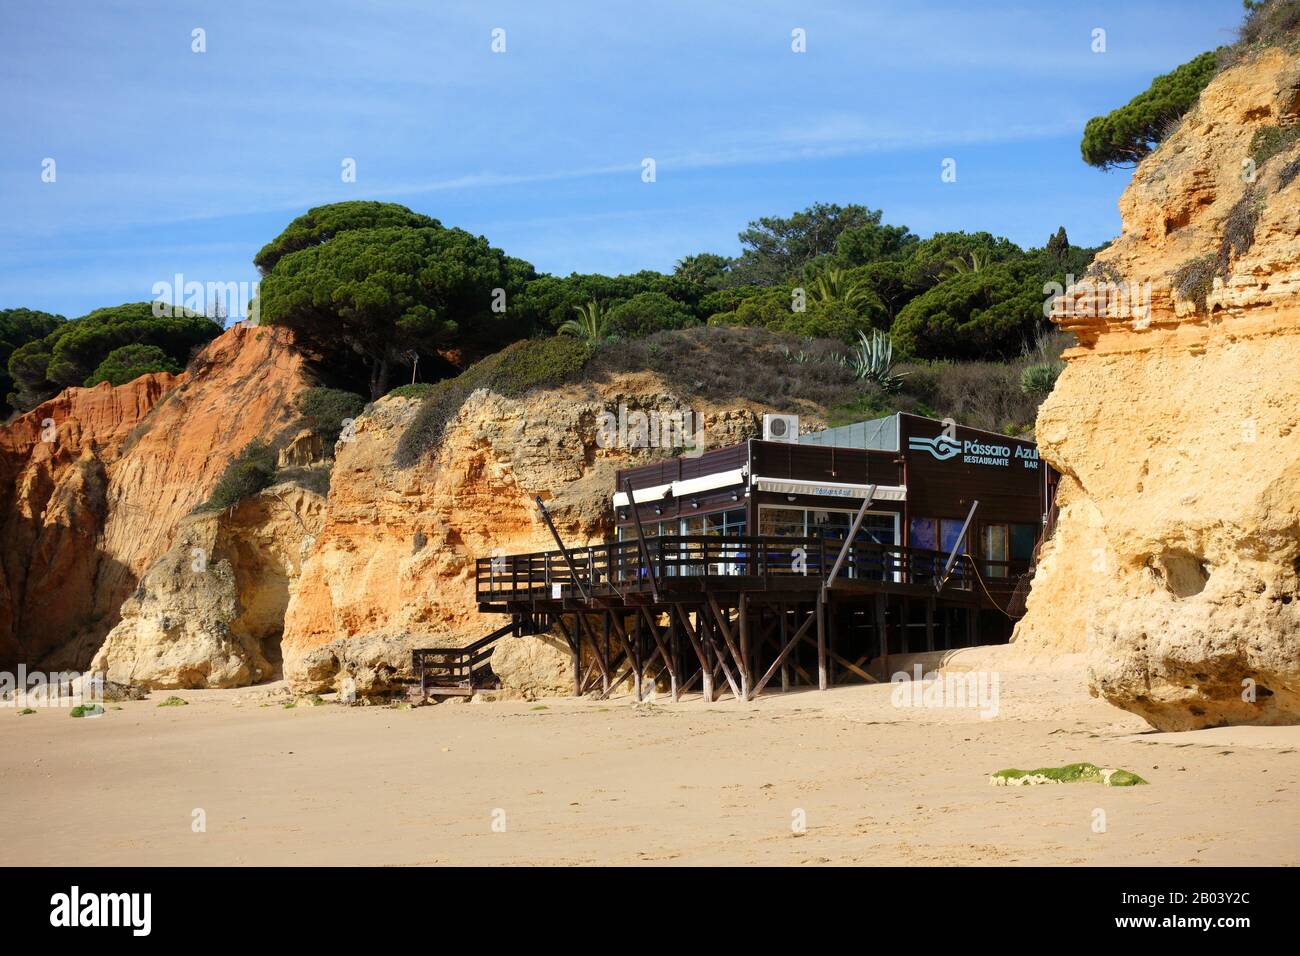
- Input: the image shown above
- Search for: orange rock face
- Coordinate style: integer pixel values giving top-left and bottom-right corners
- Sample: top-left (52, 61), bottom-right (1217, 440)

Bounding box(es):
top-left (1016, 49), bottom-right (1300, 730)
top-left (0, 323), bottom-right (312, 671)
top-left (280, 384), bottom-right (761, 692)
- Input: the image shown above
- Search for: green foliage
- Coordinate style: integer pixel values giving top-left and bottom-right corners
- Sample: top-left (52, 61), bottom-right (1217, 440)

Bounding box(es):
top-left (845, 330), bottom-right (904, 393)
top-left (6, 302), bottom-right (219, 412)
top-left (297, 387), bottom-right (366, 447)
top-left (256, 203), bottom-right (535, 398)
top-left (69, 704), bottom-right (103, 718)
top-left (1238, 0), bottom-right (1300, 49)
top-left (1249, 123), bottom-right (1300, 169)
top-left (395, 337), bottom-right (593, 467)
top-left (513, 271), bottom-right (703, 333)
top-left (1172, 255), bottom-right (1217, 311)
top-left (85, 344), bottom-right (181, 387)
top-left (1020, 361), bottom-right (1064, 396)
top-left (1045, 226), bottom-right (1070, 262)
top-left (604, 292), bottom-right (696, 339)
top-left (0, 307), bottom-right (65, 414)
top-left (157, 696), bottom-right (189, 707)
top-left (1217, 191), bottom-right (1262, 276)
top-left (730, 202), bottom-right (882, 285)
top-left (673, 252), bottom-right (733, 288)
top-left (199, 441), bottom-right (278, 511)
top-left (891, 265), bottom-right (1048, 360)
top-left (557, 300), bottom-right (608, 344)
top-left (253, 200), bottom-right (442, 274)
top-left (832, 220), bottom-right (918, 268)
top-left (1280, 153), bottom-right (1300, 189)
top-left (385, 382), bottom-right (437, 400)
top-left (1080, 51), bottom-right (1219, 169)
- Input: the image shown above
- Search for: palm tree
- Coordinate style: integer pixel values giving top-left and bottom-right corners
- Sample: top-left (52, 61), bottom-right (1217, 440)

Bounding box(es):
top-left (558, 300), bottom-right (606, 344)
top-left (940, 251), bottom-right (987, 280)
top-left (810, 267), bottom-right (869, 309)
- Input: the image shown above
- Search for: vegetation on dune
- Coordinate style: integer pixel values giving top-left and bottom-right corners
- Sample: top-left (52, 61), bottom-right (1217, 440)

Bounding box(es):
top-left (0, 307), bottom-right (65, 415)
top-left (198, 441), bottom-right (279, 512)
top-left (85, 343), bottom-right (182, 387)
top-left (157, 696), bottom-right (189, 707)
top-left (5, 302), bottom-right (219, 413)
top-left (395, 336), bottom-right (593, 467)
top-left (1079, 51), bottom-right (1219, 169)
top-left (296, 386), bottom-right (367, 449)
top-left (256, 211), bottom-right (536, 399)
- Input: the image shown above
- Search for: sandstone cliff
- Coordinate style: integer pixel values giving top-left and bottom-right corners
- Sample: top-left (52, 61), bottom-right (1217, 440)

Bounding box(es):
top-left (91, 479), bottom-right (326, 688)
top-left (0, 323), bottom-right (312, 672)
top-left (1015, 48), bottom-right (1300, 730)
top-left (280, 381), bottom-right (761, 694)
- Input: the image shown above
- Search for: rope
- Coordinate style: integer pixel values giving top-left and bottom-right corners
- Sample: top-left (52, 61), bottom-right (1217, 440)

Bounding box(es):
top-left (966, 560), bottom-right (1019, 620)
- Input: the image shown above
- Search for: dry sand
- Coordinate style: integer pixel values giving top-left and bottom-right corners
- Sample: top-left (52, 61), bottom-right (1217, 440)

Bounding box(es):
top-left (2, 648), bottom-right (1297, 866)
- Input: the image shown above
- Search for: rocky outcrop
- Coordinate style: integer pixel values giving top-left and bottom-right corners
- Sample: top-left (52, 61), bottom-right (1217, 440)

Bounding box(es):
top-left (1015, 49), bottom-right (1300, 730)
top-left (91, 479), bottom-right (326, 688)
top-left (0, 323), bottom-right (313, 672)
top-left (280, 382), bottom-right (761, 693)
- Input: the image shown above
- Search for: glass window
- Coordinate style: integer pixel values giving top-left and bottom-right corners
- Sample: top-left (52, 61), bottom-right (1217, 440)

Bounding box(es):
top-left (939, 518), bottom-right (967, 555)
top-left (1010, 523), bottom-right (1037, 563)
top-left (983, 524), bottom-right (1009, 578)
top-left (909, 517), bottom-right (937, 551)
top-left (759, 507), bottom-right (805, 537)
top-left (723, 508), bottom-right (746, 536)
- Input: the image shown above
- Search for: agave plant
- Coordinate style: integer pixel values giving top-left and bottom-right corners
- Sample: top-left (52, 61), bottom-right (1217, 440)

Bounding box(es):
top-left (558, 299), bottom-right (606, 344)
top-left (846, 329), bottom-right (905, 393)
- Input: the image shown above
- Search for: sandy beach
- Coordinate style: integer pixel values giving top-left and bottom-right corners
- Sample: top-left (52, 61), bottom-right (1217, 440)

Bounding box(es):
top-left (3, 650), bottom-right (1296, 866)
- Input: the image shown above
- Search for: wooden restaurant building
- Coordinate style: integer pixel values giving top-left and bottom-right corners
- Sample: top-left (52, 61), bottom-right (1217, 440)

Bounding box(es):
top-left (420, 413), bottom-right (1058, 701)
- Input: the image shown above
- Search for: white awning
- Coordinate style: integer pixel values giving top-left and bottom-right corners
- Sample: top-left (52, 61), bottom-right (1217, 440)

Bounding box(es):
top-left (671, 467), bottom-right (746, 499)
top-left (751, 476), bottom-right (906, 501)
top-left (612, 482), bottom-right (672, 508)
top-left (613, 467), bottom-right (748, 509)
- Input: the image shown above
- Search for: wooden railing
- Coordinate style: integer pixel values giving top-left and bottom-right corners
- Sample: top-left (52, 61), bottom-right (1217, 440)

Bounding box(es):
top-left (475, 535), bottom-right (1027, 602)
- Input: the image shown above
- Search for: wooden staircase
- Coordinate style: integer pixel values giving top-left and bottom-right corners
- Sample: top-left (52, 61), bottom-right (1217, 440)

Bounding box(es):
top-left (412, 614), bottom-right (547, 700)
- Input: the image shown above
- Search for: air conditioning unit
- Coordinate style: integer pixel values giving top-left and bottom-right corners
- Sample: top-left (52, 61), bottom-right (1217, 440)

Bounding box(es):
top-left (763, 413), bottom-right (799, 443)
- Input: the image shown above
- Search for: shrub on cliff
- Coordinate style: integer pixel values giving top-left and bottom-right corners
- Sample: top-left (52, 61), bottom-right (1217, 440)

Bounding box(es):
top-left (297, 387), bottom-right (367, 448)
top-left (1080, 51), bottom-right (1219, 169)
top-left (395, 337), bottom-right (592, 467)
top-left (6, 302), bottom-right (220, 412)
top-left (1, 307), bottom-right (65, 414)
top-left (199, 441), bottom-right (278, 511)
top-left (604, 292), bottom-right (697, 340)
top-left (85, 344), bottom-right (182, 387)
top-left (256, 202), bottom-right (536, 399)
top-left (891, 265), bottom-right (1047, 360)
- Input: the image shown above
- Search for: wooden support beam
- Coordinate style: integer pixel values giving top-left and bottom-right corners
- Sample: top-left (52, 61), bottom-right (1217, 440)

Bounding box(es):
top-left (875, 594), bottom-right (889, 679)
top-left (779, 603), bottom-right (790, 693)
top-left (706, 594), bottom-right (747, 685)
top-left (637, 606), bottom-right (679, 702)
top-left (738, 594), bottom-right (751, 700)
top-left (672, 605), bottom-right (712, 704)
top-left (753, 606), bottom-right (819, 697)
top-left (816, 599), bottom-right (827, 691)
top-left (926, 597), bottom-right (935, 652)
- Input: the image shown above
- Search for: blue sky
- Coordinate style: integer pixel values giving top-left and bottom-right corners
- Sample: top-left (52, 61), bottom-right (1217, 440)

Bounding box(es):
top-left (0, 0), bottom-right (1245, 319)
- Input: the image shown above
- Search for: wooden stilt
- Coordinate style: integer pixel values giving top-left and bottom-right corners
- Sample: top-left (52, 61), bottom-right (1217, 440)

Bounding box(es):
top-left (925, 597), bottom-right (935, 652)
top-left (875, 594), bottom-right (889, 679)
top-left (816, 599), bottom-right (827, 691)
top-left (779, 603), bottom-right (789, 693)
top-left (738, 594), bottom-right (751, 700)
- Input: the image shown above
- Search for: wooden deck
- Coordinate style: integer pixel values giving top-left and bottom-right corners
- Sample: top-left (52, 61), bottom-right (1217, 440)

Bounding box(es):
top-left (463, 535), bottom-right (1030, 702)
